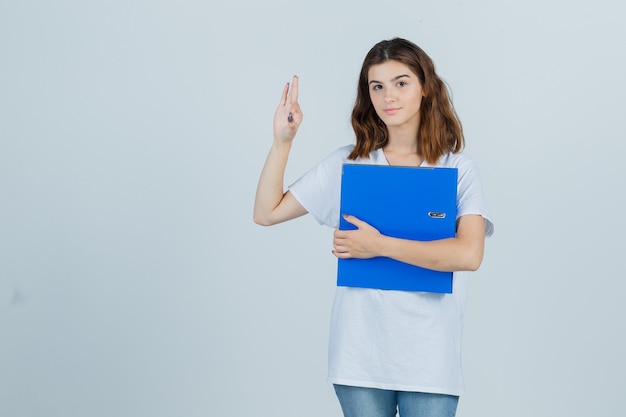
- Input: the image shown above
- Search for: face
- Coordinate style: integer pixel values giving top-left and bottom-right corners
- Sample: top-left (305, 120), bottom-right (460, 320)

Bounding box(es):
top-left (367, 60), bottom-right (424, 130)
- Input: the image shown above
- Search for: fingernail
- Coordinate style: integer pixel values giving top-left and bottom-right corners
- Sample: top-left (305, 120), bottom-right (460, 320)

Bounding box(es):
top-left (288, 112), bottom-right (294, 122)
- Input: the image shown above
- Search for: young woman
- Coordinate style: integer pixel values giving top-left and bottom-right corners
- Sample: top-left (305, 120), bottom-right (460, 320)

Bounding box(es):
top-left (254, 38), bottom-right (494, 417)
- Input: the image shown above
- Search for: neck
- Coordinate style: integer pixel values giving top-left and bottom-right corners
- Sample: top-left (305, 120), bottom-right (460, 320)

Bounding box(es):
top-left (383, 130), bottom-right (424, 167)
top-left (385, 123), bottom-right (419, 154)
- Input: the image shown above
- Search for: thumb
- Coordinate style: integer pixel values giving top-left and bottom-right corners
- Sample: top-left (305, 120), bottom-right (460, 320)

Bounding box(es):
top-left (342, 214), bottom-right (366, 228)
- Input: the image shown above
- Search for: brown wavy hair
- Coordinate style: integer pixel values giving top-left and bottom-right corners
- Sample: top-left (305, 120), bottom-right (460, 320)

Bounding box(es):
top-left (348, 38), bottom-right (464, 164)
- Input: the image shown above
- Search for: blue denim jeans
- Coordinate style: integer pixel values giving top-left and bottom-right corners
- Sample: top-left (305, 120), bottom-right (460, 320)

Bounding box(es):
top-left (334, 384), bottom-right (459, 417)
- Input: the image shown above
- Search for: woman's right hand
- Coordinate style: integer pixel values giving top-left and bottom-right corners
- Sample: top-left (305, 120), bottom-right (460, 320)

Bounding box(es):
top-left (273, 75), bottom-right (303, 143)
top-left (254, 75), bottom-right (307, 226)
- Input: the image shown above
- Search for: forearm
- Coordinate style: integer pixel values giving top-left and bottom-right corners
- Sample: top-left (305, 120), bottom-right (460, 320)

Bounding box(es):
top-left (335, 214), bottom-right (486, 271)
top-left (378, 234), bottom-right (484, 272)
top-left (253, 140), bottom-right (293, 225)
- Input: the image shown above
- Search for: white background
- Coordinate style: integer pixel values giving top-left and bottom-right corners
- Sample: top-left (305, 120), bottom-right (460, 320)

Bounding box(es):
top-left (1, 1), bottom-right (625, 416)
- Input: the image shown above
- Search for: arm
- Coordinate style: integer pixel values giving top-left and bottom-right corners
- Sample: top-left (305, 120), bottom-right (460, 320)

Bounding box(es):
top-left (333, 214), bottom-right (486, 272)
top-left (253, 76), bottom-right (308, 226)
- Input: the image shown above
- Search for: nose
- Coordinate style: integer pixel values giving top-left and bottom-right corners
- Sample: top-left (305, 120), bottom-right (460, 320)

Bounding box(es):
top-left (384, 90), bottom-right (396, 103)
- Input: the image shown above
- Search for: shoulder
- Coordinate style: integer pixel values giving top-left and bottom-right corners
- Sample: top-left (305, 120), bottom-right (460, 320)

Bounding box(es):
top-left (330, 144), bottom-right (355, 160)
top-left (433, 152), bottom-right (481, 178)
top-left (314, 144), bottom-right (355, 167)
top-left (294, 144), bottom-right (355, 180)
top-left (435, 151), bottom-right (476, 169)
top-left (312, 144), bottom-right (387, 171)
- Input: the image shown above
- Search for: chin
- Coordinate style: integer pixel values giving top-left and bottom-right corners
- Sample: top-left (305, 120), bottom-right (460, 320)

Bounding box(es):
top-left (384, 120), bottom-right (407, 128)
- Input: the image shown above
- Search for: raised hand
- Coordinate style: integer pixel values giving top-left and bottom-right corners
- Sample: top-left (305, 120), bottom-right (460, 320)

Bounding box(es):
top-left (273, 75), bottom-right (303, 143)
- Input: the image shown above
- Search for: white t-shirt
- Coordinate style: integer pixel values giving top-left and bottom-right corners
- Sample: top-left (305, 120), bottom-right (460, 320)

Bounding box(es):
top-left (289, 145), bottom-right (494, 396)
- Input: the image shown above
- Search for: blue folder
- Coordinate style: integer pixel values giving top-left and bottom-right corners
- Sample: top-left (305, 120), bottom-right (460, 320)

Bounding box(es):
top-left (337, 164), bottom-right (458, 293)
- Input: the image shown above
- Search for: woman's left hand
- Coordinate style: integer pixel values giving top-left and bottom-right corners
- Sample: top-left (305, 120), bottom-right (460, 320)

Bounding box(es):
top-left (333, 215), bottom-right (383, 259)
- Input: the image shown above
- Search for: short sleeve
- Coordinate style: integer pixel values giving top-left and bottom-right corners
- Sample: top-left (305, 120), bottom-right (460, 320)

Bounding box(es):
top-left (288, 146), bottom-right (353, 228)
top-left (455, 156), bottom-right (494, 237)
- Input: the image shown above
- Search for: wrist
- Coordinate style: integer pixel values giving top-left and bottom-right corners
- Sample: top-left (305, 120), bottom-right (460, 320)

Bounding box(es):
top-left (272, 137), bottom-right (293, 150)
top-left (376, 233), bottom-right (392, 258)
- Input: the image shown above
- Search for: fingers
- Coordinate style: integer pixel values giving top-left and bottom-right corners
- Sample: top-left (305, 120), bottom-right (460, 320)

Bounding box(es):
top-left (332, 244), bottom-right (350, 258)
top-left (332, 242), bottom-right (354, 259)
top-left (280, 76), bottom-right (299, 107)
top-left (333, 217), bottom-right (380, 259)
top-left (274, 77), bottom-right (302, 141)
top-left (287, 102), bottom-right (302, 125)
top-left (342, 214), bottom-right (366, 228)
top-left (333, 229), bottom-right (350, 257)
top-left (279, 82), bottom-right (289, 106)
top-left (290, 75), bottom-right (299, 103)
top-left (333, 216), bottom-right (361, 251)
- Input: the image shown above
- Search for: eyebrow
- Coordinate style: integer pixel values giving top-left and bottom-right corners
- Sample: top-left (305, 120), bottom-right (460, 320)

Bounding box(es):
top-left (368, 74), bottom-right (411, 85)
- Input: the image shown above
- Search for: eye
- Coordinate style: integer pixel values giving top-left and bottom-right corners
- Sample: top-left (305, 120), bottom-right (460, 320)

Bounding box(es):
top-left (397, 81), bottom-right (407, 87)
top-left (371, 84), bottom-right (382, 91)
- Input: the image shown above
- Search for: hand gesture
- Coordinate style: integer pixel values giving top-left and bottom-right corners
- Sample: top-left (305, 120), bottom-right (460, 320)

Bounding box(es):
top-left (273, 75), bottom-right (302, 143)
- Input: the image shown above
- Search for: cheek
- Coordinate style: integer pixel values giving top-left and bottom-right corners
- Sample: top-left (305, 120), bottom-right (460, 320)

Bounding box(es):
top-left (369, 93), bottom-right (383, 109)
top-left (370, 94), bottom-right (386, 112)
top-left (413, 92), bottom-right (424, 107)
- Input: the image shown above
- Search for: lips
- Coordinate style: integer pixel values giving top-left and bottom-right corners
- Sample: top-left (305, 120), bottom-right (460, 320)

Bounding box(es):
top-left (384, 107), bottom-right (400, 115)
